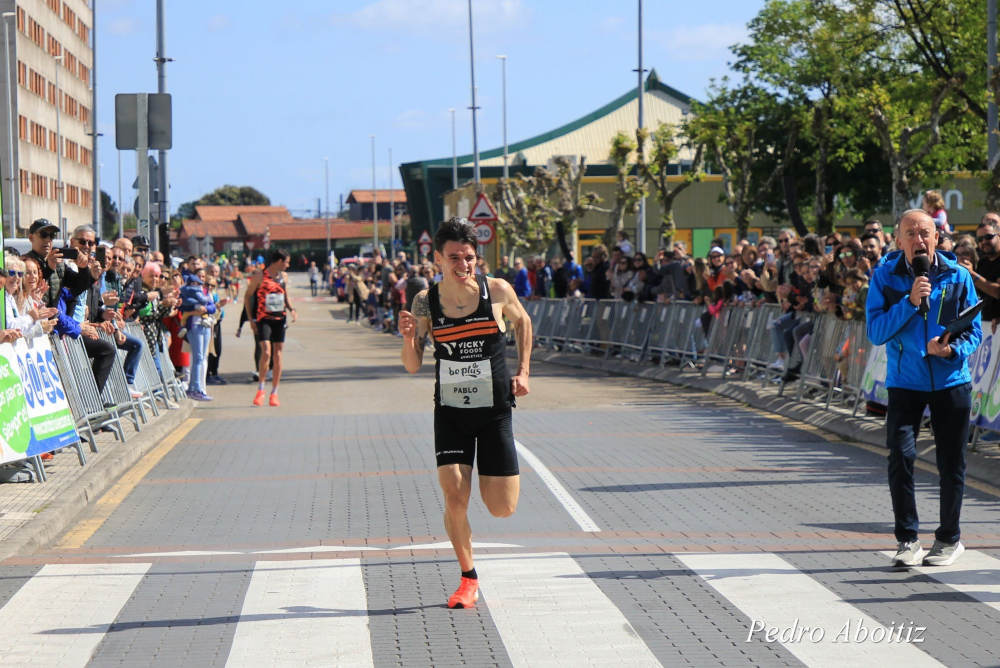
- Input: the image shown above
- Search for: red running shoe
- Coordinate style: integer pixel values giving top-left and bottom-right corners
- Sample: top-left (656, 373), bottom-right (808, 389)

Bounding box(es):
top-left (252, 389), bottom-right (265, 406)
top-left (269, 393), bottom-right (280, 407)
top-left (447, 576), bottom-right (479, 609)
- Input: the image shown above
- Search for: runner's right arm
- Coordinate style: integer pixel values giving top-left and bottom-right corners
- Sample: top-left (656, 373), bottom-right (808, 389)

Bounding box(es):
top-left (399, 290), bottom-right (430, 373)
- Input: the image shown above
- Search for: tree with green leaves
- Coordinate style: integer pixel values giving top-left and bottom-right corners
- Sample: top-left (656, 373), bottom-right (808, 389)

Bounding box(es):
top-left (732, 0), bottom-right (872, 235)
top-left (493, 171), bottom-right (558, 256)
top-left (602, 131), bottom-right (645, 246)
top-left (636, 123), bottom-right (704, 248)
top-left (688, 81), bottom-right (800, 240)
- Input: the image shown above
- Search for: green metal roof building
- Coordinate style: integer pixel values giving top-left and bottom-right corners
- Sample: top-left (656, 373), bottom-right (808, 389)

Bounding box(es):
top-left (400, 70), bottom-right (698, 238)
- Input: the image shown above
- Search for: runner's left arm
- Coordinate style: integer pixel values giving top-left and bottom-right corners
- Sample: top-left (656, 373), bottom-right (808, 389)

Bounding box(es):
top-left (491, 277), bottom-right (531, 397)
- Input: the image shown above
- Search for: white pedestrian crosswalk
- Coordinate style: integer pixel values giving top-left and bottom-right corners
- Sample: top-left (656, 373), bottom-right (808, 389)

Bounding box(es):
top-left (677, 552), bottom-right (944, 667)
top-left (0, 550), bottom-right (996, 666)
top-left (476, 553), bottom-right (660, 667)
top-left (0, 562), bottom-right (151, 667)
top-left (226, 559), bottom-right (374, 667)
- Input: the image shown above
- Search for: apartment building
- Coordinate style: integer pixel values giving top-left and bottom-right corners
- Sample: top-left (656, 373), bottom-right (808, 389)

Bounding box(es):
top-left (0, 0), bottom-right (93, 238)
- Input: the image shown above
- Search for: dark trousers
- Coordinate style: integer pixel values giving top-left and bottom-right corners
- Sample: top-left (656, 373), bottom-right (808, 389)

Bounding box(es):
top-left (886, 383), bottom-right (971, 544)
top-left (83, 335), bottom-right (116, 394)
top-left (207, 321), bottom-right (222, 376)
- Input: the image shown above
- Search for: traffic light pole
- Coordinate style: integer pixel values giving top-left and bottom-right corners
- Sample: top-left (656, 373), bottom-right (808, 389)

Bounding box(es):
top-left (154, 0), bottom-right (169, 251)
top-left (136, 94), bottom-right (150, 246)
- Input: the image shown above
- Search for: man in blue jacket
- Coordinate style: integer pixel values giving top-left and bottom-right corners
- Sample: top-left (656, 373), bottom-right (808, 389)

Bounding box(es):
top-left (867, 209), bottom-right (982, 568)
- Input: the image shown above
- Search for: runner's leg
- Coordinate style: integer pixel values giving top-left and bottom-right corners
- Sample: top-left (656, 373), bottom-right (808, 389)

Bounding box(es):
top-left (271, 342), bottom-right (283, 391)
top-left (438, 463), bottom-right (474, 571)
top-left (479, 475), bottom-right (519, 518)
top-left (257, 340), bottom-right (272, 386)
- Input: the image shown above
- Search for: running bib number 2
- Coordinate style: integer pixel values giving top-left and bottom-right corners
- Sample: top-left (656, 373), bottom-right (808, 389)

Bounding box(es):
top-left (439, 359), bottom-right (493, 408)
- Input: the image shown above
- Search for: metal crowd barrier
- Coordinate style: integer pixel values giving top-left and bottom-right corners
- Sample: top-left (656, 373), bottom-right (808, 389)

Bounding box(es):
top-left (54, 334), bottom-right (126, 443)
top-left (124, 322), bottom-right (178, 411)
top-left (522, 298), bottom-right (872, 416)
top-left (97, 330), bottom-right (148, 431)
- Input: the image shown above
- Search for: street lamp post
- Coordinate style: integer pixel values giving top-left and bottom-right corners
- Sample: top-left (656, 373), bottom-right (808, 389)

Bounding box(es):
top-left (54, 54), bottom-right (64, 242)
top-left (389, 147), bottom-right (395, 251)
top-left (497, 55), bottom-right (508, 181)
top-left (635, 0), bottom-right (646, 253)
top-left (371, 135), bottom-right (378, 252)
top-left (117, 149), bottom-right (122, 237)
top-left (324, 157), bottom-right (330, 255)
top-left (450, 108), bottom-right (457, 189)
top-left (466, 0), bottom-right (480, 187)
top-left (2, 12), bottom-right (16, 237)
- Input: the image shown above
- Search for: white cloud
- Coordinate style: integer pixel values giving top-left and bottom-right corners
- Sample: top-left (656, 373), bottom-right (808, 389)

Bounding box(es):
top-left (334, 0), bottom-right (525, 32)
top-left (394, 109), bottom-right (429, 130)
top-left (108, 18), bottom-right (139, 36)
top-left (207, 15), bottom-right (231, 32)
top-left (656, 23), bottom-right (747, 59)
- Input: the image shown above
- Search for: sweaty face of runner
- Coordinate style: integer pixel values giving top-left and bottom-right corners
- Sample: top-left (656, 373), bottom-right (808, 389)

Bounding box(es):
top-left (437, 241), bottom-right (478, 283)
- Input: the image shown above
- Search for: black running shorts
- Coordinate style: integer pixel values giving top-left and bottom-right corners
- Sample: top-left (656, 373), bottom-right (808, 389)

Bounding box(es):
top-left (257, 317), bottom-right (286, 343)
top-left (434, 406), bottom-right (518, 476)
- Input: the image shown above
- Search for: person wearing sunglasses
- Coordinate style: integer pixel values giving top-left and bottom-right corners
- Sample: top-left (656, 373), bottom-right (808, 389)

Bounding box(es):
top-left (958, 214), bottom-right (1000, 334)
top-left (22, 218), bottom-right (92, 310)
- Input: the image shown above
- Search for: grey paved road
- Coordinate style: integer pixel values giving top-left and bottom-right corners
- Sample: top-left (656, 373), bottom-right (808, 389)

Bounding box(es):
top-left (2, 275), bottom-right (999, 667)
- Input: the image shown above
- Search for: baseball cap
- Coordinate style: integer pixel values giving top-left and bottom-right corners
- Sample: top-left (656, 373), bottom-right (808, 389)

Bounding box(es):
top-left (709, 246), bottom-right (725, 256)
top-left (29, 219), bottom-right (59, 235)
top-left (132, 235), bottom-right (149, 249)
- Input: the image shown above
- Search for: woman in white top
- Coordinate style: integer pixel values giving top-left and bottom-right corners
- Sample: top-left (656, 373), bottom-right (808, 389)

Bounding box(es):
top-left (4, 254), bottom-right (56, 341)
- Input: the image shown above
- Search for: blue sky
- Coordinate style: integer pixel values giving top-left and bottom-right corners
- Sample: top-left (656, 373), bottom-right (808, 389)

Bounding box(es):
top-left (96, 0), bottom-right (764, 218)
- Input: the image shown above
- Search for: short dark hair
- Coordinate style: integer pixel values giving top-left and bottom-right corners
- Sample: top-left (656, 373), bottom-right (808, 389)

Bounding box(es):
top-left (434, 217), bottom-right (478, 252)
top-left (268, 248), bottom-right (290, 265)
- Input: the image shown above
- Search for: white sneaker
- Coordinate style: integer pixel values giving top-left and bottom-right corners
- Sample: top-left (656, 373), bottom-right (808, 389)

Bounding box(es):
top-left (768, 358), bottom-right (786, 371)
top-left (891, 540), bottom-right (924, 567)
top-left (923, 540), bottom-right (964, 566)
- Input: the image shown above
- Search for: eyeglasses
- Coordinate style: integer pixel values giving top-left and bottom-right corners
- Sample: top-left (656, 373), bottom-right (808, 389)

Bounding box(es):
top-left (977, 234), bottom-right (997, 242)
top-left (839, 251), bottom-right (854, 258)
top-left (2, 270), bottom-right (24, 277)
top-left (73, 239), bottom-right (96, 247)
top-left (38, 230), bottom-right (56, 240)
top-left (777, 238), bottom-right (789, 243)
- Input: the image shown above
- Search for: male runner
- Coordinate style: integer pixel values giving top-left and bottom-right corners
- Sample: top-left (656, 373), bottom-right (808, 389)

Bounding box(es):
top-left (398, 217), bottom-right (532, 608)
top-left (244, 248), bottom-right (296, 406)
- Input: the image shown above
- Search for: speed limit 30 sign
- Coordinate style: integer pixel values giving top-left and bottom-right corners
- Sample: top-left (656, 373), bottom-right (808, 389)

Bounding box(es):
top-left (472, 221), bottom-right (495, 245)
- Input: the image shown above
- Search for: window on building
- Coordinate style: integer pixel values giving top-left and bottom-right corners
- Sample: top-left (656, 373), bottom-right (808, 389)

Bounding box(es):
top-left (16, 7), bottom-right (24, 33)
top-left (19, 170), bottom-right (28, 195)
top-left (17, 115), bottom-right (26, 141)
top-left (16, 61), bottom-right (25, 87)
top-left (47, 0), bottom-right (59, 14)
top-left (82, 188), bottom-right (91, 210)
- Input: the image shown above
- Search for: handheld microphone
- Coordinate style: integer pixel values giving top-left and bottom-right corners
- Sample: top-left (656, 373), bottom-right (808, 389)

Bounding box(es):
top-left (911, 253), bottom-right (930, 314)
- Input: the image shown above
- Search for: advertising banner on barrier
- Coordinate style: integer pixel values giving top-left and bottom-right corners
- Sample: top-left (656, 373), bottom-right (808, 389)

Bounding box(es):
top-left (861, 344), bottom-right (889, 405)
top-left (0, 343), bottom-right (33, 464)
top-left (861, 333), bottom-right (1000, 432)
top-left (970, 331), bottom-right (1000, 431)
top-left (4, 337), bottom-right (78, 458)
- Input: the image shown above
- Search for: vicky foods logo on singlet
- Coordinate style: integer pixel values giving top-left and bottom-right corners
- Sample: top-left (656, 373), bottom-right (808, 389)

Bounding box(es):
top-left (455, 339), bottom-right (485, 361)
